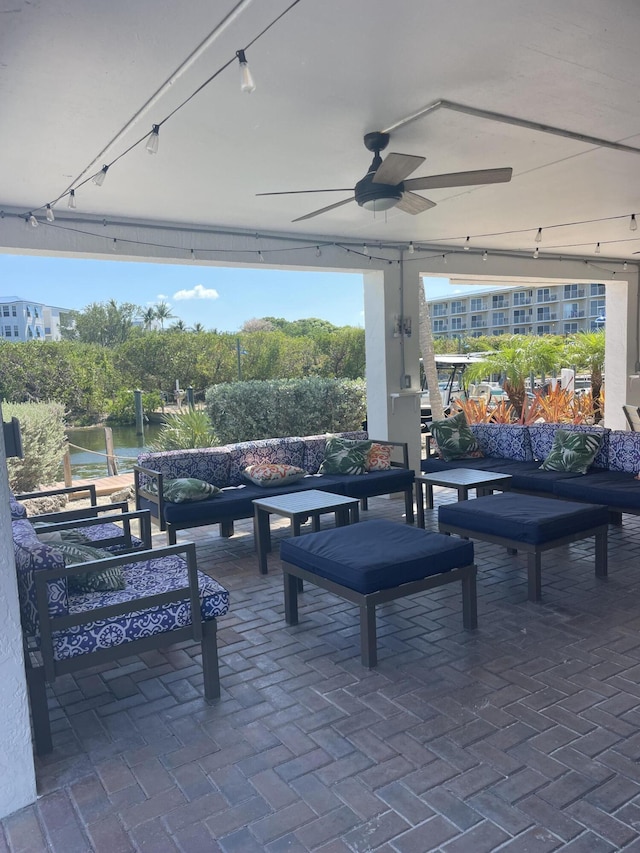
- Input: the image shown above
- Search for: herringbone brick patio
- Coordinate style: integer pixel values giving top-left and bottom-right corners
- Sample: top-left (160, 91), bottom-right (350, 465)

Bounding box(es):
top-left (4, 490), bottom-right (640, 852)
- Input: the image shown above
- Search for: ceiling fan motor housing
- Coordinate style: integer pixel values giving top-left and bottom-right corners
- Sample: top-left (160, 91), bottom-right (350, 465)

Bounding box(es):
top-left (355, 174), bottom-right (403, 210)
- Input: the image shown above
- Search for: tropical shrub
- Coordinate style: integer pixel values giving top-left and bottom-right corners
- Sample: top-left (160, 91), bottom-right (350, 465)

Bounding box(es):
top-left (149, 409), bottom-right (218, 451)
top-left (106, 390), bottom-right (163, 425)
top-left (2, 401), bottom-right (67, 491)
top-left (205, 377), bottom-right (367, 443)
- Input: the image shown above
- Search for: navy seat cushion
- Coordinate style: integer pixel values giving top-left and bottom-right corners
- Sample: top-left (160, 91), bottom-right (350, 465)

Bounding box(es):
top-left (161, 479), bottom-right (317, 524)
top-left (506, 465), bottom-right (584, 494)
top-left (280, 519), bottom-right (473, 594)
top-left (553, 471), bottom-right (640, 509)
top-left (438, 493), bottom-right (608, 545)
top-left (421, 457), bottom-right (532, 475)
top-left (321, 468), bottom-right (414, 499)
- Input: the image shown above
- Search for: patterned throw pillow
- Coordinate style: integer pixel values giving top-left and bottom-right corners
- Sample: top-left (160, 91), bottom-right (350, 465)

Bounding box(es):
top-left (53, 541), bottom-right (126, 593)
top-left (162, 478), bottom-right (221, 503)
top-left (36, 525), bottom-right (91, 545)
top-left (540, 429), bottom-right (603, 474)
top-left (429, 412), bottom-right (483, 462)
top-left (366, 443), bottom-right (392, 471)
top-left (243, 463), bottom-right (306, 487)
top-left (318, 437), bottom-right (373, 475)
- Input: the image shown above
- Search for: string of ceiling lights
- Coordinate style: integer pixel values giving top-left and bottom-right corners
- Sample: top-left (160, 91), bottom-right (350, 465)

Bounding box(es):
top-left (3, 0), bottom-right (636, 275)
top-left (16, 0), bottom-right (303, 224)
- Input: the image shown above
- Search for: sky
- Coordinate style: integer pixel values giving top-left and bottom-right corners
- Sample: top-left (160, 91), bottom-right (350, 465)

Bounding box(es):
top-left (0, 253), bottom-right (495, 332)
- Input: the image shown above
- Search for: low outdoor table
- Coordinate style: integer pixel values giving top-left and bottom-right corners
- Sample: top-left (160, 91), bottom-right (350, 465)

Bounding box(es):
top-left (416, 468), bottom-right (513, 528)
top-left (253, 489), bottom-right (359, 574)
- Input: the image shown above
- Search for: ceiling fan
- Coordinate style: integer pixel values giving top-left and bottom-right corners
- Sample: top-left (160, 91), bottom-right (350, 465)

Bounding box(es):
top-left (257, 131), bottom-right (513, 222)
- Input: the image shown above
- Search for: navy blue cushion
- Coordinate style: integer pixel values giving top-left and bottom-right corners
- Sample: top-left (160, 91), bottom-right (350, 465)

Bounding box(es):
top-left (421, 457), bottom-right (530, 475)
top-left (280, 519), bottom-right (473, 594)
top-left (438, 493), bottom-right (608, 545)
top-left (323, 469), bottom-right (414, 499)
top-left (162, 480), bottom-right (315, 524)
top-left (553, 471), bottom-right (640, 509)
top-left (506, 465), bottom-right (584, 494)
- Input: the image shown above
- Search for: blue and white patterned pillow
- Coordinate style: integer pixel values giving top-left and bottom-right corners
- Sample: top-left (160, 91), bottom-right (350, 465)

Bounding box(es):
top-left (608, 431), bottom-right (640, 473)
top-left (470, 424), bottom-right (533, 461)
top-left (227, 438), bottom-right (305, 485)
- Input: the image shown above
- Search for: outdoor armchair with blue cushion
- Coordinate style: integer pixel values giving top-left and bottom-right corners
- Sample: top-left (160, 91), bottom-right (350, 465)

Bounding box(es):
top-left (13, 512), bottom-right (229, 755)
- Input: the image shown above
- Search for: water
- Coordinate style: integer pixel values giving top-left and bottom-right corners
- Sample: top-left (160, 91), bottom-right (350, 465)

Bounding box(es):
top-left (65, 424), bottom-right (163, 480)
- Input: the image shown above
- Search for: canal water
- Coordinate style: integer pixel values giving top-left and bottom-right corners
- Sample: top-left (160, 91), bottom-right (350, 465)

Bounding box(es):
top-left (65, 424), bottom-right (163, 480)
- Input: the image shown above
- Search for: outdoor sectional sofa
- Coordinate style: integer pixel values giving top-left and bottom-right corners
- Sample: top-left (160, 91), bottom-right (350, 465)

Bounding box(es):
top-left (135, 431), bottom-right (415, 544)
top-left (422, 421), bottom-right (640, 518)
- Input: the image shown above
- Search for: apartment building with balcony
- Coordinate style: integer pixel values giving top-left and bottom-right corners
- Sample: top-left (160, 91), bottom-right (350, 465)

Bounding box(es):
top-left (0, 297), bottom-right (71, 342)
top-left (425, 282), bottom-right (606, 340)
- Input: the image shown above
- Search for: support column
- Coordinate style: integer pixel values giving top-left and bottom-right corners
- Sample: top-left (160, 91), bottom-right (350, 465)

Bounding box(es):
top-left (0, 406), bottom-right (38, 818)
top-left (608, 272), bottom-right (640, 429)
top-left (363, 263), bottom-right (422, 472)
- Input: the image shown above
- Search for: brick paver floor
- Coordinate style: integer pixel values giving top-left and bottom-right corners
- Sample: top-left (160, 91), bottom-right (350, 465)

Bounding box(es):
top-left (4, 492), bottom-right (640, 852)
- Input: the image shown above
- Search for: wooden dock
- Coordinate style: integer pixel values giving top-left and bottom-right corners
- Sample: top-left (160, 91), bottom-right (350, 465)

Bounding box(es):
top-left (54, 472), bottom-right (135, 499)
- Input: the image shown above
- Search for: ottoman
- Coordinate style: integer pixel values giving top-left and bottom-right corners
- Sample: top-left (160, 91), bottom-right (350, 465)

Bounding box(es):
top-left (438, 493), bottom-right (609, 602)
top-left (279, 519), bottom-right (477, 667)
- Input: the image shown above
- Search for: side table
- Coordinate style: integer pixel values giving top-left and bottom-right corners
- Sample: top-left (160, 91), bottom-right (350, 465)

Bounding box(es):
top-left (253, 489), bottom-right (360, 574)
top-left (416, 468), bottom-right (513, 528)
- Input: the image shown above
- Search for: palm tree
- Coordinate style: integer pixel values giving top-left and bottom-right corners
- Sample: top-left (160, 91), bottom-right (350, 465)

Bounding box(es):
top-left (191, 322), bottom-right (206, 333)
top-left (418, 281), bottom-right (445, 421)
top-left (141, 307), bottom-right (156, 330)
top-left (564, 330), bottom-right (605, 422)
top-left (171, 319), bottom-right (188, 332)
top-left (154, 301), bottom-right (174, 329)
top-left (466, 335), bottom-right (562, 420)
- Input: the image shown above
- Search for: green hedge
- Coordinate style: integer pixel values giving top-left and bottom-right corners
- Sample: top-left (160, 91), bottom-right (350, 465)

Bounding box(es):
top-left (2, 401), bottom-right (67, 492)
top-left (205, 377), bottom-right (366, 444)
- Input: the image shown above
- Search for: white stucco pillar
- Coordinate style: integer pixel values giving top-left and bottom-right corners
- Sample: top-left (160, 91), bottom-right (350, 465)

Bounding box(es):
top-left (363, 262), bottom-right (422, 472)
top-left (0, 409), bottom-right (38, 818)
top-left (607, 272), bottom-right (640, 429)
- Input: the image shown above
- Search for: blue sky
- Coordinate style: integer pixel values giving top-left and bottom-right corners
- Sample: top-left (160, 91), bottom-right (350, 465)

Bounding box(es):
top-left (0, 253), bottom-right (484, 332)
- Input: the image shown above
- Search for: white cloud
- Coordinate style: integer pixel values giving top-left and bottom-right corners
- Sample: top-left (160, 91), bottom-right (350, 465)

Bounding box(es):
top-left (173, 284), bottom-right (219, 301)
top-left (157, 293), bottom-right (168, 301)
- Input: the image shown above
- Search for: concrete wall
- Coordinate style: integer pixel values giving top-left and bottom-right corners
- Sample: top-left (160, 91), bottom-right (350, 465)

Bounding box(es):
top-left (0, 405), bottom-right (38, 818)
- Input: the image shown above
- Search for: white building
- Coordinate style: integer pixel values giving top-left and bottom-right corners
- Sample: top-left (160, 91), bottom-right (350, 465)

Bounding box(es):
top-left (426, 282), bottom-right (606, 341)
top-left (0, 296), bottom-right (71, 342)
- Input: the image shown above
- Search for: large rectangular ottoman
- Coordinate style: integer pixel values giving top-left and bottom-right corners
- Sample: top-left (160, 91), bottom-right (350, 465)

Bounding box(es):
top-left (438, 493), bottom-right (609, 602)
top-left (279, 519), bottom-right (476, 667)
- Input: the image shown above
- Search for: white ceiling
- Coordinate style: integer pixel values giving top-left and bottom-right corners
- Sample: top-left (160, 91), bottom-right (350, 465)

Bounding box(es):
top-left (2, 0), bottom-right (640, 261)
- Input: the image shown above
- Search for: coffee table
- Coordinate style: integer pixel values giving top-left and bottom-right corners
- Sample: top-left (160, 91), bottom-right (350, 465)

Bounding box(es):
top-left (416, 468), bottom-right (513, 528)
top-left (253, 489), bottom-right (360, 574)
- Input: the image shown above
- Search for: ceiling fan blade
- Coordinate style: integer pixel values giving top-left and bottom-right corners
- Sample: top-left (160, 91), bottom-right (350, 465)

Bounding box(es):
top-left (292, 197), bottom-right (355, 222)
top-left (396, 192), bottom-right (437, 215)
top-left (404, 167), bottom-right (513, 191)
top-left (373, 153), bottom-right (425, 185)
top-left (256, 188), bottom-right (352, 196)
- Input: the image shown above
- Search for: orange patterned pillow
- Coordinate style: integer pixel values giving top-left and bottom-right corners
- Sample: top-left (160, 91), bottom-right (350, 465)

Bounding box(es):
top-left (243, 463), bottom-right (306, 487)
top-left (366, 443), bottom-right (392, 471)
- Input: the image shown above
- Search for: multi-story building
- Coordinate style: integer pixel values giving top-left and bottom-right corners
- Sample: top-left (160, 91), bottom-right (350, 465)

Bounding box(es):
top-left (425, 282), bottom-right (606, 340)
top-left (0, 297), bottom-right (71, 342)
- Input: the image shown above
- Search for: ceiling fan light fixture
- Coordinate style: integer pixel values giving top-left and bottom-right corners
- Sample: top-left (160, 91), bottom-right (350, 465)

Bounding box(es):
top-left (68, 189), bottom-right (76, 209)
top-left (631, 214), bottom-right (638, 232)
top-left (46, 204), bottom-right (55, 222)
top-left (595, 242), bottom-right (601, 254)
top-left (464, 237), bottom-right (470, 250)
top-left (535, 227), bottom-right (542, 243)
